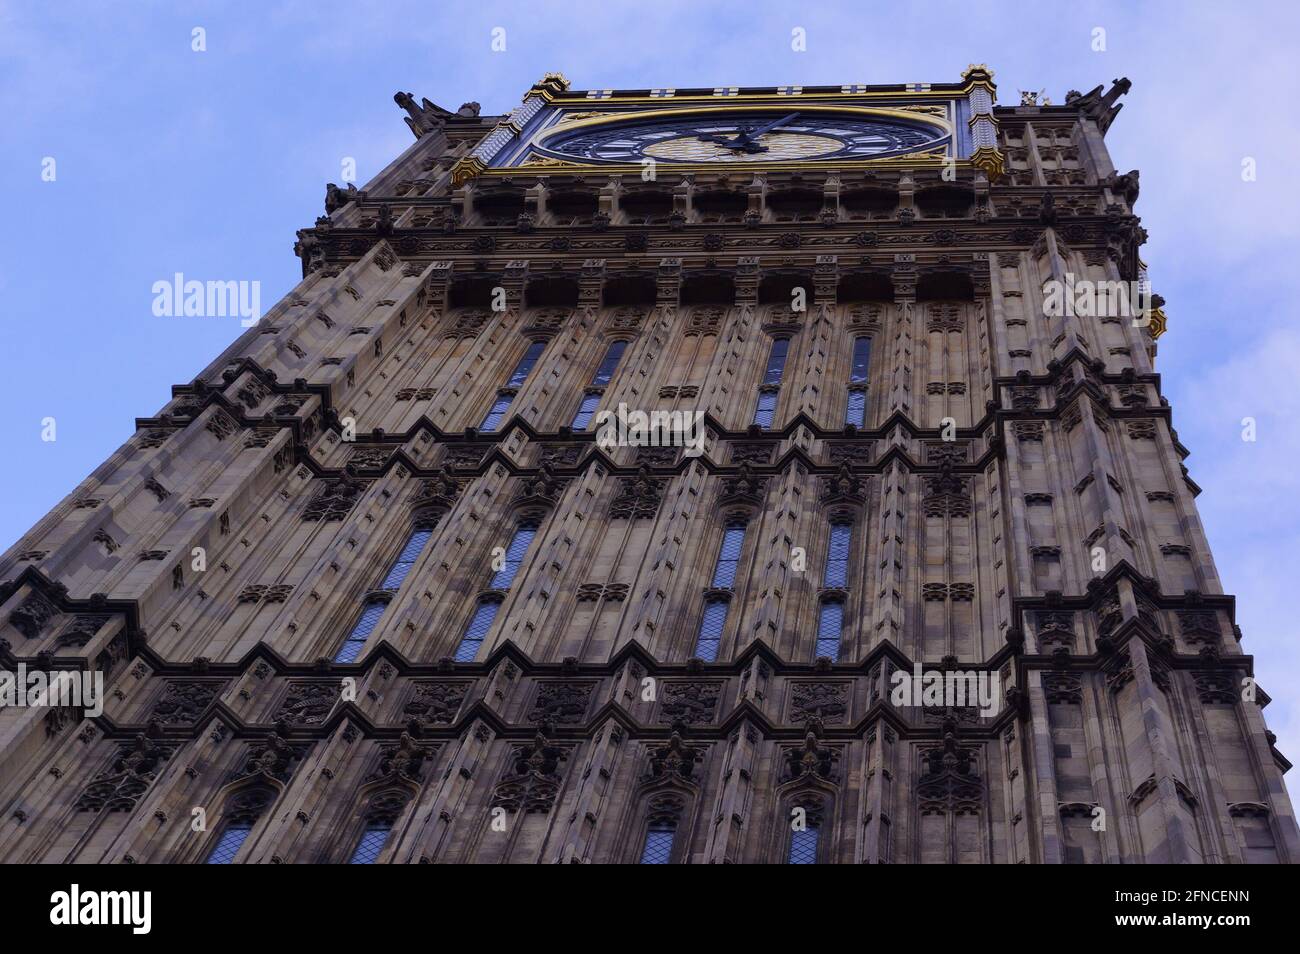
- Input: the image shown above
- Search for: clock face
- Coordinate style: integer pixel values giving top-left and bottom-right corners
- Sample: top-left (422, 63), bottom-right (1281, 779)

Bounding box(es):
top-left (540, 110), bottom-right (946, 164)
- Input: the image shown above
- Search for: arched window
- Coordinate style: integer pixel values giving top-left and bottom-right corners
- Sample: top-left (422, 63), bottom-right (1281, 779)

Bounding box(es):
top-left (814, 600), bottom-right (844, 661)
top-left (753, 337), bottom-right (790, 428)
top-left (824, 520), bottom-right (852, 589)
top-left (205, 789), bottom-right (273, 864)
top-left (206, 821), bottom-right (253, 864)
top-left (507, 341), bottom-right (547, 387)
top-left (572, 340), bottom-right (628, 430)
top-left (787, 820), bottom-right (821, 864)
top-left (349, 822), bottom-right (393, 864)
top-left (481, 341), bottom-right (547, 431)
top-left (334, 598), bottom-right (389, 664)
top-left (694, 599), bottom-right (729, 663)
top-left (571, 392), bottom-right (601, 431)
top-left (488, 522), bottom-right (538, 589)
top-left (347, 790), bottom-right (410, 864)
top-left (454, 597), bottom-right (500, 662)
top-left (845, 336), bottom-right (872, 427)
top-left (815, 519), bottom-right (854, 661)
top-left (785, 795), bottom-right (826, 864)
top-left (711, 525), bottom-right (747, 588)
top-left (333, 525), bottom-right (433, 663)
top-left (591, 340), bottom-right (627, 387)
top-left (379, 527), bottom-right (433, 590)
top-left (639, 821), bottom-right (677, 864)
top-left (479, 394), bottom-right (513, 432)
top-left (453, 519), bottom-right (540, 661)
top-left (694, 522), bottom-right (747, 661)
top-left (637, 792), bottom-right (687, 864)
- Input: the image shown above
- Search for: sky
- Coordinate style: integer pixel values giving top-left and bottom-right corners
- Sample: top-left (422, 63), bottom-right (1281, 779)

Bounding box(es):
top-left (3, 0), bottom-right (1300, 779)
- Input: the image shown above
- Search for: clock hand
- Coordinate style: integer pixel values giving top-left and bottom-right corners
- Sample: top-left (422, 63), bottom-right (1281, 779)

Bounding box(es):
top-left (743, 112), bottom-right (800, 143)
top-left (697, 112), bottom-right (801, 152)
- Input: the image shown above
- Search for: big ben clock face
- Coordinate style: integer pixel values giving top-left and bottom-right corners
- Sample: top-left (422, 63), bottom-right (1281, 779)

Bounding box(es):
top-left (540, 109), bottom-right (947, 164)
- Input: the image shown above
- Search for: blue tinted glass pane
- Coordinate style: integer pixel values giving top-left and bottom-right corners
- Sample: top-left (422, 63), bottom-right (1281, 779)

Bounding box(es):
top-left (815, 602), bottom-right (843, 661)
top-left (592, 341), bottom-right (626, 386)
top-left (845, 388), bottom-right (866, 427)
top-left (571, 393), bottom-right (601, 430)
top-left (334, 600), bottom-right (387, 663)
top-left (480, 396), bottom-right (512, 432)
top-left (640, 826), bottom-right (676, 864)
top-left (206, 824), bottom-right (252, 864)
top-left (695, 599), bottom-right (728, 661)
top-left (711, 526), bottom-right (746, 588)
top-left (763, 338), bottom-right (790, 385)
top-left (379, 528), bottom-right (432, 589)
top-left (507, 341), bottom-right (546, 387)
top-left (851, 337), bottom-right (872, 383)
top-left (753, 391), bottom-right (777, 428)
top-left (788, 826), bottom-right (820, 864)
top-left (489, 526), bottom-right (537, 589)
top-left (455, 601), bottom-right (499, 661)
top-left (349, 824), bottom-right (391, 864)
top-left (824, 523), bottom-right (852, 588)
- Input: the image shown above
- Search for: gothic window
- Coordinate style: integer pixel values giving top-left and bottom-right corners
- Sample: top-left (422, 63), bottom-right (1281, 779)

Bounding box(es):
top-left (823, 521), bottom-right (852, 588)
top-left (479, 394), bottom-right (513, 432)
top-left (571, 392), bottom-right (601, 431)
top-left (489, 522), bottom-right (538, 589)
top-left (636, 791), bottom-right (687, 863)
top-left (845, 336), bottom-right (872, 427)
top-left (379, 527), bottom-right (433, 590)
top-left (753, 337), bottom-right (789, 428)
top-left (815, 519), bottom-right (854, 661)
top-left (206, 822), bottom-right (254, 864)
top-left (814, 600), bottom-right (844, 661)
top-left (711, 524), bottom-right (747, 588)
top-left (571, 340), bottom-right (627, 430)
top-left (507, 340), bottom-right (547, 387)
top-left (784, 795), bottom-right (826, 864)
top-left (591, 340), bottom-right (627, 387)
top-left (694, 598), bottom-right (729, 663)
top-left (454, 519), bottom-right (539, 661)
top-left (205, 788), bottom-right (273, 864)
top-left (639, 822), bottom-right (677, 864)
top-left (454, 598), bottom-right (500, 662)
top-left (347, 789), bottom-right (410, 863)
top-left (787, 823), bottom-right (821, 864)
top-left (333, 526), bottom-right (433, 663)
top-left (334, 599), bottom-right (388, 664)
top-left (695, 522), bottom-right (747, 661)
top-left (480, 340), bottom-right (548, 431)
top-left (349, 822), bottom-right (393, 864)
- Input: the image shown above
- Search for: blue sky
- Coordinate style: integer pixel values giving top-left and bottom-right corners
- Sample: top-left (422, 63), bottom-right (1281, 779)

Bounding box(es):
top-left (4, 1), bottom-right (1299, 772)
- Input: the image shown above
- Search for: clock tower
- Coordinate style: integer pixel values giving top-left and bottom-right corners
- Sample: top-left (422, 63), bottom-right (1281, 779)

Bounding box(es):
top-left (1, 69), bottom-right (1295, 864)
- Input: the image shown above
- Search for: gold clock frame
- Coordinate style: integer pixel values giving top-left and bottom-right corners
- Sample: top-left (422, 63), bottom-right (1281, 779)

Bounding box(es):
top-left (486, 103), bottom-right (959, 180)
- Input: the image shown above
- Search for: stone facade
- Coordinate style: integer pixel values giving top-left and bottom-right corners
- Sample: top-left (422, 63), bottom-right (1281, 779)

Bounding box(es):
top-left (0, 71), bottom-right (1295, 864)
